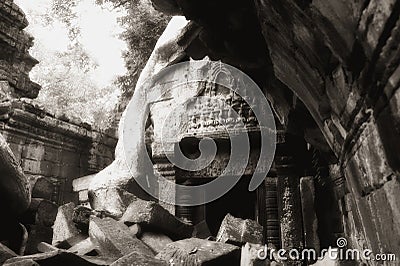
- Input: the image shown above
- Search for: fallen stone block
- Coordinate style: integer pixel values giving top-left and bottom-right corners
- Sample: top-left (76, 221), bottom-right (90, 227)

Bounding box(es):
top-left (55, 234), bottom-right (88, 249)
top-left (20, 198), bottom-right (58, 227)
top-left (110, 251), bottom-right (167, 266)
top-left (30, 177), bottom-right (54, 200)
top-left (37, 242), bottom-right (58, 253)
top-left (0, 243), bottom-right (17, 264)
top-left (139, 232), bottom-right (173, 254)
top-left (89, 216), bottom-right (154, 258)
top-left (3, 250), bottom-right (112, 266)
top-left (241, 243), bottom-right (271, 266)
top-left (25, 225), bottom-right (53, 255)
top-left (156, 238), bottom-right (240, 266)
top-left (216, 214), bottom-right (263, 245)
top-left (52, 203), bottom-right (81, 245)
top-left (120, 199), bottom-right (193, 240)
top-left (3, 259), bottom-right (39, 266)
top-left (67, 237), bottom-right (98, 256)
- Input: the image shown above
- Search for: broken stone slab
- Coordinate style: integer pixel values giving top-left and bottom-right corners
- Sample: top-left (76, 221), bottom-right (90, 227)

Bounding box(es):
top-left (216, 214), bottom-right (263, 246)
top-left (0, 243), bottom-right (17, 264)
top-left (241, 243), bottom-right (271, 266)
top-left (120, 199), bottom-right (193, 240)
top-left (52, 203), bottom-right (81, 246)
top-left (89, 216), bottom-right (154, 258)
top-left (156, 238), bottom-right (240, 266)
top-left (67, 237), bottom-right (98, 256)
top-left (55, 234), bottom-right (88, 250)
top-left (3, 250), bottom-right (112, 266)
top-left (3, 259), bottom-right (39, 266)
top-left (110, 251), bottom-right (167, 266)
top-left (29, 176), bottom-right (54, 200)
top-left (25, 225), bottom-right (53, 255)
top-left (20, 198), bottom-right (58, 227)
top-left (139, 232), bottom-right (173, 254)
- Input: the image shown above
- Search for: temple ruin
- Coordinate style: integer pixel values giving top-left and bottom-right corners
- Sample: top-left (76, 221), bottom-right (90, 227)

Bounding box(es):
top-left (0, 0), bottom-right (399, 265)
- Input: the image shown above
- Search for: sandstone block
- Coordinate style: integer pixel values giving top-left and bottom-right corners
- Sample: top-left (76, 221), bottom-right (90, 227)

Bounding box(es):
top-left (156, 238), bottom-right (240, 266)
top-left (4, 250), bottom-right (112, 266)
top-left (20, 198), bottom-right (58, 227)
top-left (52, 203), bottom-right (80, 246)
top-left (216, 214), bottom-right (263, 246)
top-left (120, 199), bottom-right (193, 240)
top-left (30, 176), bottom-right (54, 200)
top-left (25, 225), bottom-right (53, 255)
top-left (111, 251), bottom-right (167, 266)
top-left (89, 216), bottom-right (154, 258)
top-left (140, 232), bottom-right (173, 254)
top-left (0, 243), bottom-right (17, 264)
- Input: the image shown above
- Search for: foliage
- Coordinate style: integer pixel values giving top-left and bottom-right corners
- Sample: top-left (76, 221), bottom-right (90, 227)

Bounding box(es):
top-left (22, 0), bottom-right (169, 129)
top-left (24, 0), bottom-right (121, 129)
top-left (97, 0), bottom-right (170, 111)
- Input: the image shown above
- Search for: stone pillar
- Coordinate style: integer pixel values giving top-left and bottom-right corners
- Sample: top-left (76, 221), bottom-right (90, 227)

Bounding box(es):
top-left (300, 176), bottom-right (320, 255)
top-left (264, 177), bottom-right (280, 248)
top-left (275, 137), bottom-right (304, 265)
top-left (154, 157), bottom-right (176, 215)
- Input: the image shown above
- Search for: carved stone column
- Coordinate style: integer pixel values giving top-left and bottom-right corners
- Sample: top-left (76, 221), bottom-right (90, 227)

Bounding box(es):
top-left (275, 135), bottom-right (304, 264)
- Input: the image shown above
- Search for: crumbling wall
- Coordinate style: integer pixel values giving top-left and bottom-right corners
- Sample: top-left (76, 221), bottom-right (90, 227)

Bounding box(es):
top-left (0, 0), bottom-right (117, 206)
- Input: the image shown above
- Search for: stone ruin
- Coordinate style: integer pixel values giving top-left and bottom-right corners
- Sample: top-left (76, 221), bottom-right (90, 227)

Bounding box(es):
top-left (1, 0), bottom-right (400, 265)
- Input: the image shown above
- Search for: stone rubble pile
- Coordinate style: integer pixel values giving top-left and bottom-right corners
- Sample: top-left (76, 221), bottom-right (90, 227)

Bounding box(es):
top-left (0, 197), bottom-right (279, 266)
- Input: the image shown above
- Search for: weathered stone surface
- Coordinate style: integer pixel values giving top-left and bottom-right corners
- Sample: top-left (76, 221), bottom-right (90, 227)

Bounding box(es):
top-left (120, 199), bottom-right (193, 240)
top-left (0, 243), bottom-right (17, 264)
top-left (29, 177), bottom-right (54, 200)
top-left (216, 214), bottom-right (263, 246)
top-left (20, 198), bottom-right (58, 227)
top-left (4, 250), bottom-right (112, 266)
top-left (139, 232), bottom-right (173, 254)
top-left (52, 203), bottom-right (80, 246)
top-left (110, 251), bottom-right (167, 266)
top-left (300, 177), bottom-right (320, 252)
top-left (240, 243), bottom-right (271, 266)
top-left (67, 237), bottom-right (97, 256)
top-left (89, 216), bottom-right (154, 258)
top-left (3, 259), bottom-right (40, 266)
top-left (156, 238), bottom-right (240, 266)
top-left (25, 225), bottom-right (53, 255)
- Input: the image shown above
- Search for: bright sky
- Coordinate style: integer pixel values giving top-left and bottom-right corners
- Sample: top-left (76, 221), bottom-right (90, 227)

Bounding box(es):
top-left (15, 0), bottom-right (127, 88)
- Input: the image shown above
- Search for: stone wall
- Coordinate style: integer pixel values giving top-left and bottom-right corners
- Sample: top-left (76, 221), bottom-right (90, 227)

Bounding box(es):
top-left (0, 0), bottom-right (41, 99)
top-left (0, 0), bottom-right (117, 206)
top-left (0, 99), bottom-right (117, 205)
